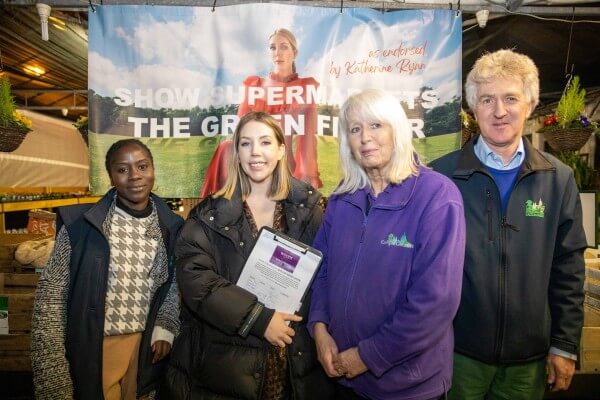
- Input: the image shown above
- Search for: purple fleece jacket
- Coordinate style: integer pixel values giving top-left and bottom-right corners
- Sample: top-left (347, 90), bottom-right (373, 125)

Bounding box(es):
top-left (309, 166), bottom-right (465, 400)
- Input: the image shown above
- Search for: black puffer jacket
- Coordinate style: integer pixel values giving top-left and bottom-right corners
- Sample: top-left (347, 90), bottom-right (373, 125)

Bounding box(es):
top-left (160, 178), bottom-right (334, 400)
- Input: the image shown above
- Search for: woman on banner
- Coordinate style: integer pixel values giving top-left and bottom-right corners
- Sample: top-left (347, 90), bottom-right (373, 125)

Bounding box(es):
top-left (31, 139), bottom-right (183, 400)
top-left (308, 89), bottom-right (466, 400)
top-left (162, 111), bottom-right (334, 399)
top-left (200, 28), bottom-right (322, 197)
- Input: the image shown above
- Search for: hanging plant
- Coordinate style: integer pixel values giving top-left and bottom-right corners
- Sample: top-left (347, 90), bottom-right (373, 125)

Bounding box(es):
top-left (0, 74), bottom-right (33, 152)
top-left (539, 76), bottom-right (598, 152)
top-left (0, 74), bottom-right (32, 130)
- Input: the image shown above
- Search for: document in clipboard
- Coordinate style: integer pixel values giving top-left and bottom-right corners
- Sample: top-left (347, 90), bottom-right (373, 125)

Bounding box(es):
top-left (236, 227), bottom-right (323, 314)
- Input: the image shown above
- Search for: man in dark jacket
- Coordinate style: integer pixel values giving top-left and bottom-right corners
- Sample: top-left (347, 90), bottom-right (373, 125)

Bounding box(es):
top-left (430, 50), bottom-right (586, 399)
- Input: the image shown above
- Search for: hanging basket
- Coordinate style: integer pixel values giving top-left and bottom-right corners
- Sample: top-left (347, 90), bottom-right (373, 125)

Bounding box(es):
top-left (0, 124), bottom-right (31, 152)
top-left (541, 126), bottom-right (594, 152)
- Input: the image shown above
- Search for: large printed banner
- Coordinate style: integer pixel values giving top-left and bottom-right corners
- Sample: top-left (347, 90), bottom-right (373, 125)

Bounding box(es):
top-left (88, 4), bottom-right (462, 197)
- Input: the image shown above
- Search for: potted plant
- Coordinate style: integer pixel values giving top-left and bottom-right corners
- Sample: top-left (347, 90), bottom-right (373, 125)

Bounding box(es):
top-left (0, 74), bottom-right (32, 152)
top-left (539, 75), bottom-right (598, 152)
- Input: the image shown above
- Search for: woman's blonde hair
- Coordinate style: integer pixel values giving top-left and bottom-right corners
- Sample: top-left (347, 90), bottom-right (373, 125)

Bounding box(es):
top-left (335, 89), bottom-right (419, 195)
top-left (465, 49), bottom-right (539, 114)
top-left (215, 111), bottom-right (291, 201)
top-left (270, 28), bottom-right (298, 74)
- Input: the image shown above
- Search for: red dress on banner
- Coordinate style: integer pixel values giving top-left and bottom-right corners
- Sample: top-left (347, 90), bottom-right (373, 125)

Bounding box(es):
top-left (200, 72), bottom-right (322, 197)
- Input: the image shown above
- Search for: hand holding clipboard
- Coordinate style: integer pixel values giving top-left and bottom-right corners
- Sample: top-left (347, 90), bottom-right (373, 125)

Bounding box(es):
top-left (236, 226), bottom-right (323, 314)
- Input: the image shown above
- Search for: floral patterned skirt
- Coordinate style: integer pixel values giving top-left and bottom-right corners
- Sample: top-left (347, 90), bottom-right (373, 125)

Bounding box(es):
top-left (261, 345), bottom-right (290, 400)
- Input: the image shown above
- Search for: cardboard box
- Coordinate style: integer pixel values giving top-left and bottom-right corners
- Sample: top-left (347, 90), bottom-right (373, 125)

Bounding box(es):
top-left (580, 327), bottom-right (600, 373)
top-left (26, 210), bottom-right (56, 236)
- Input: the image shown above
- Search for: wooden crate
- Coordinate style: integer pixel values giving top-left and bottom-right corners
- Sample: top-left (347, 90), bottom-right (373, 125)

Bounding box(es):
top-left (580, 327), bottom-right (600, 373)
top-left (584, 304), bottom-right (600, 327)
top-left (0, 273), bottom-right (38, 334)
top-left (584, 277), bottom-right (600, 299)
top-left (0, 273), bottom-right (39, 293)
top-left (586, 258), bottom-right (600, 270)
top-left (0, 272), bottom-right (37, 372)
top-left (0, 334), bottom-right (31, 371)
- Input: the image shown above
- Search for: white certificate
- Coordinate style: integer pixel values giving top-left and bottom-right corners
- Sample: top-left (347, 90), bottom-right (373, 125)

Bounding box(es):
top-left (236, 227), bottom-right (322, 314)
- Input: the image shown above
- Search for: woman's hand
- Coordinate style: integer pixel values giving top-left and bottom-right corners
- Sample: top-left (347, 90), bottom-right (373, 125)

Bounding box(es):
top-left (333, 347), bottom-right (368, 379)
top-left (264, 312), bottom-right (302, 347)
top-left (151, 340), bottom-right (172, 364)
top-left (313, 322), bottom-right (342, 378)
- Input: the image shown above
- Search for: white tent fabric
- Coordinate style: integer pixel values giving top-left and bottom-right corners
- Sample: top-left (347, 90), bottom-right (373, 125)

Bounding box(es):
top-left (0, 110), bottom-right (89, 189)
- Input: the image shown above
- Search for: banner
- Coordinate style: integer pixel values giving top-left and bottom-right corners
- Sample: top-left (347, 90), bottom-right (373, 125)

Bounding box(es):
top-left (88, 4), bottom-right (462, 197)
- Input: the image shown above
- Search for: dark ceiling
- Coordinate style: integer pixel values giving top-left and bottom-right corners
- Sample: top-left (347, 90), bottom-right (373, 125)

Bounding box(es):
top-left (1, 3), bottom-right (599, 122)
top-left (463, 12), bottom-right (600, 114)
top-left (0, 4), bottom-right (87, 121)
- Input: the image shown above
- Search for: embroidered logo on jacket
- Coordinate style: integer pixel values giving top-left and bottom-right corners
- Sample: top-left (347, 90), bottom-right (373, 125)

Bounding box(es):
top-left (381, 233), bottom-right (414, 248)
top-left (525, 199), bottom-right (545, 218)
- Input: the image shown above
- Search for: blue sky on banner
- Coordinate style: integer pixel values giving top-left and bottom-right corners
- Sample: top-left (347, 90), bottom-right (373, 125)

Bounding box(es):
top-left (88, 3), bottom-right (461, 110)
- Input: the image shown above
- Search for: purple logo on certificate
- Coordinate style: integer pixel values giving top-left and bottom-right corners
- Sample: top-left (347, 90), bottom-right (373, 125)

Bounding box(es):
top-left (270, 245), bottom-right (300, 273)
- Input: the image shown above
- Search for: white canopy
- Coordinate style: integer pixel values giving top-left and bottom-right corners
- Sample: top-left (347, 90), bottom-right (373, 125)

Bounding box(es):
top-left (0, 109), bottom-right (89, 189)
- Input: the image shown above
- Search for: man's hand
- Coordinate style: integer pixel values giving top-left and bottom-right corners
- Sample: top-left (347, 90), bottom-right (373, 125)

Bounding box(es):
top-left (313, 322), bottom-right (342, 378)
top-left (333, 347), bottom-right (368, 379)
top-left (546, 353), bottom-right (576, 392)
top-left (151, 340), bottom-right (171, 364)
top-left (264, 312), bottom-right (302, 347)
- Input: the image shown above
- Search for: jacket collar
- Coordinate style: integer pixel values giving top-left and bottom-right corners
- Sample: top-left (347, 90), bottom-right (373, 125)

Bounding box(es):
top-left (341, 167), bottom-right (422, 212)
top-left (84, 188), bottom-right (180, 240)
top-left (198, 178), bottom-right (320, 230)
top-left (83, 188), bottom-right (116, 231)
top-left (453, 135), bottom-right (555, 180)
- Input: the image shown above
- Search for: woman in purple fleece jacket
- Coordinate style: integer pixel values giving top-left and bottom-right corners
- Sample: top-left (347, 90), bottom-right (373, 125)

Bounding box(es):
top-left (308, 89), bottom-right (466, 400)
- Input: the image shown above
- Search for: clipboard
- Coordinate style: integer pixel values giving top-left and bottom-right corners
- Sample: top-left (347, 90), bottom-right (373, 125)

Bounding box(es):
top-left (236, 226), bottom-right (323, 314)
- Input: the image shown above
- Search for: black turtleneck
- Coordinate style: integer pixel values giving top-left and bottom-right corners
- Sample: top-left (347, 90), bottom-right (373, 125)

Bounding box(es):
top-left (115, 196), bottom-right (153, 218)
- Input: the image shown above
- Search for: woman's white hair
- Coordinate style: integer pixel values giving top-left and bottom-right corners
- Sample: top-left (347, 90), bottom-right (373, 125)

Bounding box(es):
top-left (335, 89), bottom-right (419, 195)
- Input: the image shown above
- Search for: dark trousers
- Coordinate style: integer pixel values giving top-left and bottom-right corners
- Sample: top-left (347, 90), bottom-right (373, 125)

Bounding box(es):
top-left (335, 383), bottom-right (368, 400)
top-left (335, 382), bottom-right (447, 400)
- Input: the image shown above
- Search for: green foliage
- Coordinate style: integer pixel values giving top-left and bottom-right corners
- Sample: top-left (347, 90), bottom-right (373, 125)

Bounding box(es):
top-left (0, 74), bottom-right (17, 126)
top-left (556, 76), bottom-right (586, 127)
top-left (556, 151), bottom-right (598, 190)
top-left (74, 115), bottom-right (88, 129)
top-left (423, 96), bottom-right (461, 136)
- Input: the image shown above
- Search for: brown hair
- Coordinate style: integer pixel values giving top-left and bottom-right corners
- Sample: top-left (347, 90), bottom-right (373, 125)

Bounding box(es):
top-left (215, 111), bottom-right (291, 201)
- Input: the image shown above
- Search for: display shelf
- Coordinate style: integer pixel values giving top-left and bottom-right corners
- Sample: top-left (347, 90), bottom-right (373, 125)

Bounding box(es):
top-left (0, 197), bottom-right (102, 233)
top-left (0, 197), bottom-right (102, 213)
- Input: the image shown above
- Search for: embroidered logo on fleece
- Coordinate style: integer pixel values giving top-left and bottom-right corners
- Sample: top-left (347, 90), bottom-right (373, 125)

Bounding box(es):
top-left (525, 199), bottom-right (545, 218)
top-left (381, 233), bottom-right (414, 248)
